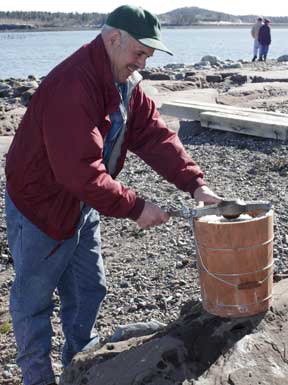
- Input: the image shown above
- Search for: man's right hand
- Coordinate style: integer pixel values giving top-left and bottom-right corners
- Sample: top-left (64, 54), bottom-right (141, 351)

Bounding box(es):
top-left (193, 185), bottom-right (222, 204)
top-left (136, 202), bottom-right (170, 229)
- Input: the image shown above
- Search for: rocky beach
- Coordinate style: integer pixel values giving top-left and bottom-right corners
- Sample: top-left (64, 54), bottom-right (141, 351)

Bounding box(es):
top-left (0, 56), bottom-right (288, 384)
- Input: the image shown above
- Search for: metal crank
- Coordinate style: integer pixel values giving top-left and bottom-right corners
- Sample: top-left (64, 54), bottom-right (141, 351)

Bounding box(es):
top-left (168, 199), bottom-right (273, 220)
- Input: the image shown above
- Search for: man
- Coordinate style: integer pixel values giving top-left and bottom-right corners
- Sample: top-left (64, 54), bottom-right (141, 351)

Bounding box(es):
top-left (5, 5), bottom-right (221, 385)
top-left (258, 18), bottom-right (272, 61)
top-left (250, 17), bottom-right (263, 62)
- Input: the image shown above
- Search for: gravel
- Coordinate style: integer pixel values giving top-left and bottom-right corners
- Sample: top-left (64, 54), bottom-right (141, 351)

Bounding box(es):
top-left (0, 99), bottom-right (288, 385)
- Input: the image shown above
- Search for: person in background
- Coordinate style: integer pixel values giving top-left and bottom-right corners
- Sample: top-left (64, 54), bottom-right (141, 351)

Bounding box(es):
top-left (5, 5), bottom-right (221, 385)
top-left (258, 18), bottom-right (272, 61)
top-left (250, 17), bottom-right (263, 62)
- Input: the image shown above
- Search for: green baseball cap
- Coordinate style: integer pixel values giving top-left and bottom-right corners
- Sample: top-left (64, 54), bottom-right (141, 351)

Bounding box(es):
top-left (106, 5), bottom-right (173, 56)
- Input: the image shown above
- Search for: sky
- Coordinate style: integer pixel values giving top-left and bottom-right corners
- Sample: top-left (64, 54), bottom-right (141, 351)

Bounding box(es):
top-left (0, 0), bottom-right (287, 17)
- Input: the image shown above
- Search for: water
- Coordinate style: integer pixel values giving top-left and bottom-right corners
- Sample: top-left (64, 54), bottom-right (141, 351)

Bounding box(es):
top-left (0, 27), bottom-right (287, 79)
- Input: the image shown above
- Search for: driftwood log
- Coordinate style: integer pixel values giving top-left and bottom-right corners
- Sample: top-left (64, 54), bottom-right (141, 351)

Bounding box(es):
top-left (60, 278), bottom-right (288, 385)
top-left (160, 100), bottom-right (288, 140)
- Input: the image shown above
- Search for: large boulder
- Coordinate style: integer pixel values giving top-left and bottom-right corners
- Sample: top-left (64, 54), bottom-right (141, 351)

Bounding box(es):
top-left (21, 89), bottom-right (36, 106)
top-left (0, 82), bottom-right (13, 98)
top-left (277, 55), bottom-right (288, 62)
top-left (60, 278), bottom-right (288, 385)
top-left (200, 55), bottom-right (220, 65)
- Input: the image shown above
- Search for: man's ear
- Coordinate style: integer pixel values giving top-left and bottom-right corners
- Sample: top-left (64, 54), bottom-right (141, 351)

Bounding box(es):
top-left (109, 30), bottom-right (121, 48)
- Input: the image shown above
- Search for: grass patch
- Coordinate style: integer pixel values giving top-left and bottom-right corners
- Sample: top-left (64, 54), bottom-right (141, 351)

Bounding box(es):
top-left (0, 320), bottom-right (12, 334)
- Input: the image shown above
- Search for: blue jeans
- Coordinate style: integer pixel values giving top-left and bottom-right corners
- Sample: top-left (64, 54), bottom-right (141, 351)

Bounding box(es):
top-left (259, 44), bottom-right (269, 58)
top-left (253, 39), bottom-right (261, 57)
top-left (5, 191), bottom-right (107, 385)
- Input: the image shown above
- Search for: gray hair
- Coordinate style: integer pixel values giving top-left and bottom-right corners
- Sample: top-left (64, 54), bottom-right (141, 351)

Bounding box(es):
top-left (101, 24), bottom-right (130, 46)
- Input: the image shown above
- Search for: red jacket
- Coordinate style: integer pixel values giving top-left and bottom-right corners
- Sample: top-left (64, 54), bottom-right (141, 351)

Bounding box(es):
top-left (5, 35), bottom-right (205, 240)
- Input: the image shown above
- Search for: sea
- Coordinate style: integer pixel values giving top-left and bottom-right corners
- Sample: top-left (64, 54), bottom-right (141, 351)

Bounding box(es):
top-left (0, 26), bottom-right (287, 79)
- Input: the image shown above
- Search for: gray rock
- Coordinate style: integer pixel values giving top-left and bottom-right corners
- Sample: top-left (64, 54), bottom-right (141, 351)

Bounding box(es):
top-left (60, 279), bottom-right (288, 385)
top-left (139, 70), bottom-right (152, 79)
top-left (252, 75), bottom-right (266, 83)
top-left (184, 71), bottom-right (196, 79)
top-left (21, 89), bottom-right (36, 106)
top-left (200, 55), bottom-right (220, 65)
top-left (277, 55), bottom-right (288, 62)
top-left (81, 336), bottom-right (101, 353)
top-left (149, 73), bottom-right (171, 80)
top-left (119, 280), bottom-right (129, 288)
top-left (194, 61), bottom-right (211, 70)
top-left (27, 74), bottom-right (38, 81)
top-left (229, 74), bottom-right (250, 85)
top-left (0, 83), bottom-right (11, 92)
top-left (14, 85), bottom-right (34, 97)
top-left (0, 83), bottom-right (12, 98)
top-left (110, 319), bottom-right (167, 342)
top-left (220, 72), bottom-right (239, 79)
top-left (184, 76), bottom-right (199, 83)
top-left (165, 63), bottom-right (185, 70)
top-left (24, 80), bottom-right (39, 89)
top-left (6, 79), bottom-right (22, 88)
top-left (206, 75), bottom-right (223, 83)
top-left (223, 62), bottom-right (243, 69)
top-left (175, 73), bottom-right (185, 80)
top-left (0, 106), bottom-right (25, 135)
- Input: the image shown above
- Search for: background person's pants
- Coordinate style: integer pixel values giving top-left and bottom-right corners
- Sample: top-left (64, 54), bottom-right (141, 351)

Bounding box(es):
top-left (253, 39), bottom-right (261, 57)
top-left (259, 44), bottom-right (269, 59)
top-left (5, 191), bottom-right (107, 385)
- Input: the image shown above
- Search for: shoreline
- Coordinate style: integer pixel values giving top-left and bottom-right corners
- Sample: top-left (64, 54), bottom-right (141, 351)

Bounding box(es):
top-left (1, 59), bottom-right (288, 140)
top-left (1, 23), bottom-right (288, 33)
top-left (1, 58), bottom-right (288, 83)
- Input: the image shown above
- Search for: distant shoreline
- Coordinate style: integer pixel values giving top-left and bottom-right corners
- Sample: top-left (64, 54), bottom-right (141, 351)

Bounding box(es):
top-left (164, 23), bottom-right (288, 29)
top-left (1, 23), bottom-right (288, 33)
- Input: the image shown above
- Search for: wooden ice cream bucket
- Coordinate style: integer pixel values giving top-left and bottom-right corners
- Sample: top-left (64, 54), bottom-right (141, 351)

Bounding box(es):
top-left (193, 210), bottom-right (273, 317)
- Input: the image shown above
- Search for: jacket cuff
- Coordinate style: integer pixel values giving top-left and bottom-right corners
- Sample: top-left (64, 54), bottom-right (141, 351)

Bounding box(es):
top-left (190, 177), bottom-right (207, 197)
top-left (128, 197), bottom-right (146, 221)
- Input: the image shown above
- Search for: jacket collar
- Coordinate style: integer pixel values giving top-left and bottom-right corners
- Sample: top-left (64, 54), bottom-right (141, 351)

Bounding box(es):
top-left (90, 35), bottom-right (120, 113)
top-left (90, 35), bottom-right (142, 113)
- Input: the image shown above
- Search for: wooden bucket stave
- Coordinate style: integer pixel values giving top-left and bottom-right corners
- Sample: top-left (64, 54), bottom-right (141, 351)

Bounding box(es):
top-left (193, 210), bottom-right (274, 317)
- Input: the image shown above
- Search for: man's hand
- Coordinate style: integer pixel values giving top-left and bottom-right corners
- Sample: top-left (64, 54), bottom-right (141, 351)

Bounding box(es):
top-left (193, 186), bottom-right (222, 204)
top-left (136, 202), bottom-right (170, 229)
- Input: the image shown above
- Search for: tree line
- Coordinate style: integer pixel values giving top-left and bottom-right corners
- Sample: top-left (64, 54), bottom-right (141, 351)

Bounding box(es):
top-left (0, 9), bottom-right (287, 30)
top-left (160, 7), bottom-right (288, 25)
top-left (0, 11), bottom-right (106, 28)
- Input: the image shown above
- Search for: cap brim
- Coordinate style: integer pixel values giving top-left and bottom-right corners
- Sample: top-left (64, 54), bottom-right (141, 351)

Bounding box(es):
top-left (138, 37), bottom-right (173, 56)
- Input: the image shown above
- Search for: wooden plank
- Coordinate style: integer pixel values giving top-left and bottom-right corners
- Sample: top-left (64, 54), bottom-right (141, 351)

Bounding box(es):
top-left (171, 100), bottom-right (288, 118)
top-left (200, 111), bottom-right (288, 140)
top-left (160, 100), bottom-right (288, 121)
top-left (160, 100), bottom-right (288, 140)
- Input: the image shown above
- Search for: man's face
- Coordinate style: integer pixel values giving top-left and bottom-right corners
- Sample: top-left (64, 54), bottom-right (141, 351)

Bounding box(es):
top-left (110, 33), bottom-right (154, 83)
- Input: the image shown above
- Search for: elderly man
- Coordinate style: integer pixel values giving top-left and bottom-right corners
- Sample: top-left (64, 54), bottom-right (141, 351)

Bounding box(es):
top-left (5, 5), bottom-right (221, 385)
top-left (251, 17), bottom-right (263, 62)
